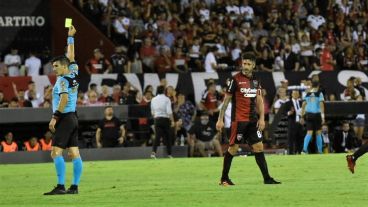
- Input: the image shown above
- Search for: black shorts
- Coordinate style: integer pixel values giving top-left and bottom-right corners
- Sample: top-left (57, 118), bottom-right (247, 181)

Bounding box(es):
top-left (53, 112), bottom-right (79, 149)
top-left (229, 121), bottom-right (263, 146)
top-left (305, 113), bottom-right (322, 131)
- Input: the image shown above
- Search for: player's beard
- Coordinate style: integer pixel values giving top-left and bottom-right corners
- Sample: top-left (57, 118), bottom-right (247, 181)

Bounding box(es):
top-left (242, 68), bottom-right (252, 78)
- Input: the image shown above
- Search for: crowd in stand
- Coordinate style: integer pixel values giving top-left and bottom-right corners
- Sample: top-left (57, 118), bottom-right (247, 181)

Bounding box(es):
top-left (1, 0), bottom-right (368, 154)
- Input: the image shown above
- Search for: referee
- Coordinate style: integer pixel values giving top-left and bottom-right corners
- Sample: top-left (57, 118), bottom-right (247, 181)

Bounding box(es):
top-left (300, 79), bottom-right (325, 154)
top-left (151, 85), bottom-right (175, 159)
top-left (44, 25), bottom-right (82, 195)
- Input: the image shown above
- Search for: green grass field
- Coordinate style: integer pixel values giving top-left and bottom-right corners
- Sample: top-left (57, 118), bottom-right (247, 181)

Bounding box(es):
top-left (1, 154), bottom-right (368, 207)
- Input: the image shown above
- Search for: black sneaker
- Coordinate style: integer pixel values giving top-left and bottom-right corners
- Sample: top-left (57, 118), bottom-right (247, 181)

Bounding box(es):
top-left (44, 185), bottom-right (66, 195)
top-left (219, 178), bottom-right (235, 186)
top-left (264, 178), bottom-right (281, 184)
top-left (66, 185), bottom-right (78, 194)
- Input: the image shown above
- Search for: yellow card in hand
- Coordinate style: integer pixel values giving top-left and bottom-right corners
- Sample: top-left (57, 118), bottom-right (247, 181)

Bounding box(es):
top-left (65, 18), bottom-right (72, 28)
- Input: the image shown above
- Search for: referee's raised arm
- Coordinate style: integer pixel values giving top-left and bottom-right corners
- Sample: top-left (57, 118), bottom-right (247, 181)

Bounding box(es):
top-left (66, 25), bottom-right (76, 62)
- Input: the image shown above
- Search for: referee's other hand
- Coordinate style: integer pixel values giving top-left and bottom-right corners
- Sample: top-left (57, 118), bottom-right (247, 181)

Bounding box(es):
top-left (68, 25), bottom-right (76, 36)
top-left (48, 118), bottom-right (57, 133)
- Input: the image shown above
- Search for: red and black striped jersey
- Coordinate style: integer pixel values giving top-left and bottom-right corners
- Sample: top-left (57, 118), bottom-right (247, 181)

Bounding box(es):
top-left (227, 72), bottom-right (262, 122)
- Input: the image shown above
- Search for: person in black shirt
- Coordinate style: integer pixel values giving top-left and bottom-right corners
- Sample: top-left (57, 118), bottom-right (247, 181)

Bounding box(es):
top-left (257, 48), bottom-right (274, 72)
top-left (188, 112), bottom-right (223, 157)
top-left (111, 46), bottom-right (128, 74)
top-left (96, 106), bottom-right (125, 148)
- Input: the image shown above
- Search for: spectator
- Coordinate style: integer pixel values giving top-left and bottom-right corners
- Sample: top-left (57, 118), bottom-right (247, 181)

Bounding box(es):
top-left (112, 84), bottom-right (123, 104)
top-left (204, 46), bottom-right (225, 72)
top-left (356, 46), bottom-right (368, 71)
top-left (1, 132), bottom-right (18, 152)
top-left (188, 37), bottom-right (202, 71)
top-left (85, 90), bottom-right (104, 106)
top-left (300, 34), bottom-right (314, 70)
top-left (0, 56), bottom-right (8, 76)
top-left (98, 85), bottom-right (113, 104)
top-left (166, 85), bottom-right (177, 105)
top-left (174, 92), bottom-right (196, 132)
top-left (354, 77), bottom-right (366, 100)
top-left (24, 137), bottom-right (41, 152)
top-left (200, 82), bottom-right (220, 121)
top-left (154, 47), bottom-right (173, 74)
top-left (338, 46), bottom-right (356, 70)
top-left (188, 112), bottom-right (223, 157)
top-left (96, 106), bottom-right (125, 148)
top-left (171, 49), bottom-right (189, 73)
top-left (307, 7), bottom-right (326, 31)
top-left (333, 121), bottom-right (358, 153)
top-left (257, 48), bottom-right (274, 72)
top-left (40, 131), bottom-right (53, 151)
top-left (158, 23), bottom-right (175, 48)
top-left (127, 51), bottom-right (143, 73)
top-left (112, 15), bottom-right (130, 45)
top-left (110, 46), bottom-right (128, 74)
top-left (273, 87), bottom-right (288, 114)
top-left (140, 90), bottom-right (153, 105)
top-left (4, 48), bottom-right (21, 77)
top-left (85, 48), bottom-right (113, 74)
top-left (25, 51), bottom-right (41, 76)
top-left (321, 123), bottom-right (332, 153)
top-left (8, 97), bottom-right (19, 108)
top-left (320, 44), bottom-right (335, 71)
top-left (11, 83), bottom-right (32, 107)
top-left (342, 78), bottom-right (360, 101)
top-left (0, 91), bottom-right (8, 108)
top-left (140, 37), bottom-right (157, 69)
top-left (310, 48), bottom-right (322, 70)
top-left (282, 44), bottom-right (300, 71)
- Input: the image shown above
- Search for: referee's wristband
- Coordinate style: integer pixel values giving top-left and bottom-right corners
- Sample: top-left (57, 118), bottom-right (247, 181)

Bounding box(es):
top-left (67, 36), bottom-right (74, 45)
top-left (52, 110), bottom-right (62, 120)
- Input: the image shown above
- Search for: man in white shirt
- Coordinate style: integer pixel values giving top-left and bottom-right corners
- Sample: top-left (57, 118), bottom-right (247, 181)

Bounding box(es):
top-left (240, 0), bottom-right (254, 21)
top-left (150, 85), bottom-right (175, 158)
top-left (307, 7), bottom-right (326, 30)
top-left (4, 48), bottom-right (21, 77)
top-left (25, 52), bottom-right (41, 76)
top-left (205, 46), bottom-right (225, 72)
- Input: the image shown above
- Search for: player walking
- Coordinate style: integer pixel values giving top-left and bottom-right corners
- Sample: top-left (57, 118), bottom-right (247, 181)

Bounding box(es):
top-left (216, 53), bottom-right (281, 185)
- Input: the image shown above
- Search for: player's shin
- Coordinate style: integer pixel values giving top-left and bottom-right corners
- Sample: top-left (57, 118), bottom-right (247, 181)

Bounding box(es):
top-left (353, 143), bottom-right (368, 162)
top-left (254, 152), bottom-right (271, 180)
top-left (221, 150), bottom-right (234, 180)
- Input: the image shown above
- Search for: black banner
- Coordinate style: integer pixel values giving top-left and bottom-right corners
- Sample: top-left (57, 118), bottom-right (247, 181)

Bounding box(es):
top-left (0, 0), bottom-right (50, 55)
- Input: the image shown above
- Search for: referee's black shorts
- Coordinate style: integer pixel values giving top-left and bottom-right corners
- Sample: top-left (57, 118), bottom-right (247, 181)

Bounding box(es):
top-left (305, 112), bottom-right (322, 131)
top-left (53, 112), bottom-right (79, 149)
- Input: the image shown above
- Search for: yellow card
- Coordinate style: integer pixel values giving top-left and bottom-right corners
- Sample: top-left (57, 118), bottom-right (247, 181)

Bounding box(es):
top-left (65, 18), bottom-right (72, 28)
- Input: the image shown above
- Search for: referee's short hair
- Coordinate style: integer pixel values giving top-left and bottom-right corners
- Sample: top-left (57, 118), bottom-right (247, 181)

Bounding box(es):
top-left (51, 55), bottom-right (70, 66)
top-left (241, 52), bottom-right (256, 62)
top-left (156, 85), bottom-right (165, 95)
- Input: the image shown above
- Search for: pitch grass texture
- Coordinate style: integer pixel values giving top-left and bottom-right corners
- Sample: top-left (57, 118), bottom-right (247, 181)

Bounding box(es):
top-left (1, 154), bottom-right (368, 207)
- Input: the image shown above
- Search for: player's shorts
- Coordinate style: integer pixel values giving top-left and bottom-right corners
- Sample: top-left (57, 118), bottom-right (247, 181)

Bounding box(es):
top-left (53, 112), bottom-right (79, 149)
top-left (305, 113), bottom-right (322, 131)
top-left (229, 121), bottom-right (263, 146)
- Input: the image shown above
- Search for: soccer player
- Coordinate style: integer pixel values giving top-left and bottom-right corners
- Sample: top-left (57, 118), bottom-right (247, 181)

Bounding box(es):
top-left (300, 77), bottom-right (325, 154)
top-left (346, 142), bottom-right (368, 174)
top-left (216, 53), bottom-right (281, 185)
top-left (44, 25), bottom-right (82, 195)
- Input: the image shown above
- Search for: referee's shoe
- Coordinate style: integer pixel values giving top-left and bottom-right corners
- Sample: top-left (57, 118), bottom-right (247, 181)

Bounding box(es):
top-left (43, 185), bottom-right (66, 195)
top-left (66, 185), bottom-right (79, 194)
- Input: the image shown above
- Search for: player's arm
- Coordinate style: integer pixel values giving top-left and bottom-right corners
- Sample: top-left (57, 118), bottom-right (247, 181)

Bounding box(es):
top-left (66, 25), bottom-right (76, 62)
top-left (256, 90), bottom-right (265, 131)
top-left (57, 93), bottom-right (69, 113)
top-left (300, 101), bottom-right (307, 124)
top-left (218, 94), bottom-right (232, 122)
top-left (96, 128), bottom-right (102, 148)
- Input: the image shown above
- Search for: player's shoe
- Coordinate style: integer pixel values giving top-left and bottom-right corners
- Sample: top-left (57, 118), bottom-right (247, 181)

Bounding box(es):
top-left (150, 152), bottom-right (156, 159)
top-left (346, 155), bottom-right (356, 174)
top-left (66, 185), bottom-right (78, 194)
top-left (264, 178), bottom-right (281, 184)
top-left (168, 155), bottom-right (173, 159)
top-left (219, 178), bottom-right (235, 186)
top-left (43, 185), bottom-right (66, 195)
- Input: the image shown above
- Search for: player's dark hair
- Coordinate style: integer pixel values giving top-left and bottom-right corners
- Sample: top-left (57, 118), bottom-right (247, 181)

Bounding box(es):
top-left (104, 105), bottom-right (113, 110)
top-left (241, 52), bottom-right (256, 62)
top-left (51, 55), bottom-right (70, 66)
top-left (156, 85), bottom-right (165, 94)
